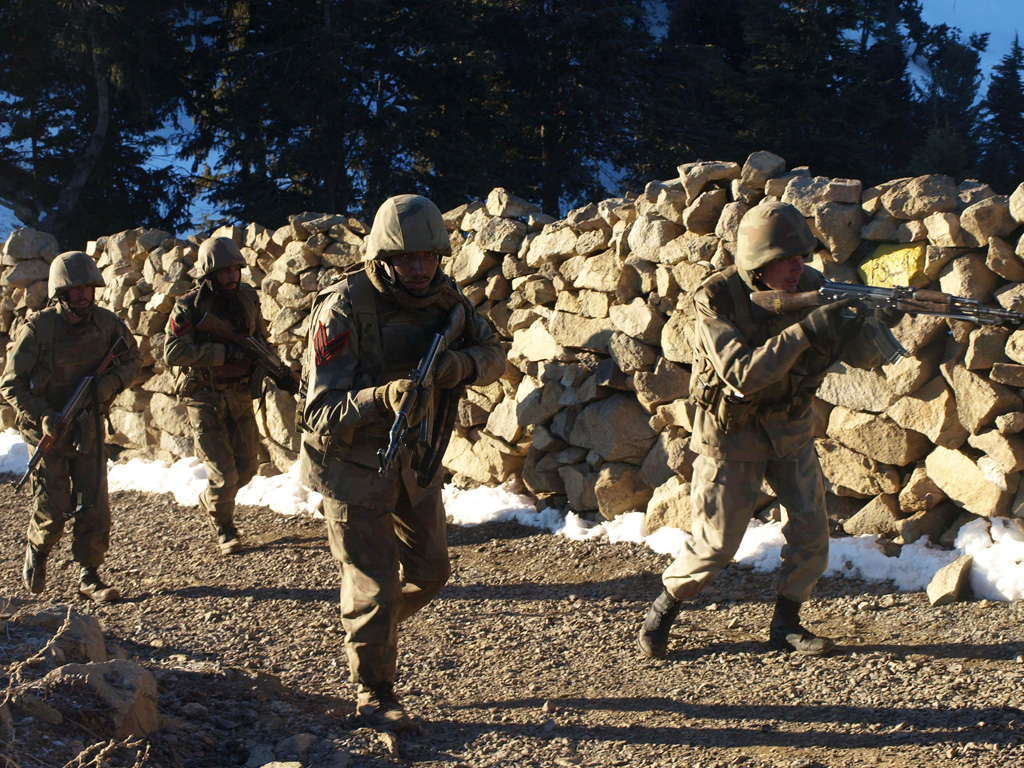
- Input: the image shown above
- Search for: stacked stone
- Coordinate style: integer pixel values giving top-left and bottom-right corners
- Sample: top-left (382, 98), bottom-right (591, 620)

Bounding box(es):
top-left (0, 213), bottom-right (371, 476)
top-left (3, 154), bottom-right (1024, 553)
top-left (439, 157), bottom-right (1024, 552)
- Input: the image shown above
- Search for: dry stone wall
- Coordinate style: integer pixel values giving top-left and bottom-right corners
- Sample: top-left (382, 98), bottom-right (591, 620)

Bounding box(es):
top-left (3, 153), bottom-right (1024, 550)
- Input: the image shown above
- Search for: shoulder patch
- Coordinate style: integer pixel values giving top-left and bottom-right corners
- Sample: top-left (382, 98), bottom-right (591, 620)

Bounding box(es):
top-left (169, 314), bottom-right (192, 337)
top-left (314, 322), bottom-right (350, 366)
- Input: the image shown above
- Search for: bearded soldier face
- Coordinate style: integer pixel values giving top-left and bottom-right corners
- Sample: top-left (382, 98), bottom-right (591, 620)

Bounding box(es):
top-left (213, 264), bottom-right (242, 295)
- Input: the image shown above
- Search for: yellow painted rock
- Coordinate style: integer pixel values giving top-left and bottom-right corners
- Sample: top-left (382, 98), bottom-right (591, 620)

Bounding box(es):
top-left (858, 243), bottom-right (929, 288)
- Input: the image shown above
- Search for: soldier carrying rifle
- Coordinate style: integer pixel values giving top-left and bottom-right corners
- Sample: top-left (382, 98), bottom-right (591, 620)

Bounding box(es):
top-left (1, 251), bottom-right (141, 602)
top-left (299, 194), bottom-right (504, 731)
top-left (164, 236), bottom-right (277, 555)
top-left (637, 201), bottom-right (898, 659)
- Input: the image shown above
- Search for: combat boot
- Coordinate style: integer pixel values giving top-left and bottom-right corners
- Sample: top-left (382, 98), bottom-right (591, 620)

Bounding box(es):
top-left (23, 544), bottom-right (48, 594)
top-left (216, 523), bottom-right (243, 555)
top-left (637, 589), bottom-right (683, 659)
top-left (356, 682), bottom-right (413, 731)
top-left (769, 595), bottom-right (834, 656)
top-left (78, 567), bottom-right (121, 604)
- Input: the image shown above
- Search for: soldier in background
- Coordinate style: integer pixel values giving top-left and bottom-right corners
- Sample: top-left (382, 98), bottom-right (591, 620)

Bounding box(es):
top-left (637, 202), bottom-right (898, 659)
top-left (164, 237), bottom-right (266, 555)
top-left (300, 194), bottom-right (504, 731)
top-left (1, 251), bottom-right (141, 602)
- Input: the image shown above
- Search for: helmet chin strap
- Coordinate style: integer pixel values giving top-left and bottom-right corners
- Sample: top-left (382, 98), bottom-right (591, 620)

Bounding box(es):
top-left (58, 294), bottom-right (94, 319)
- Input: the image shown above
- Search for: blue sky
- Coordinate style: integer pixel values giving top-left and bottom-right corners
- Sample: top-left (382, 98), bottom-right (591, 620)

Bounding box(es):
top-left (920, 0), bottom-right (1023, 78)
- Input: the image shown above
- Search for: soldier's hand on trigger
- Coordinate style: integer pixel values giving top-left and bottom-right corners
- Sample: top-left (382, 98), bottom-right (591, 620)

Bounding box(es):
top-left (799, 299), bottom-right (862, 348)
top-left (375, 379), bottom-right (428, 426)
top-left (434, 350), bottom-right (475, 389)
top-left (41, 412), bottom-right (58, 437)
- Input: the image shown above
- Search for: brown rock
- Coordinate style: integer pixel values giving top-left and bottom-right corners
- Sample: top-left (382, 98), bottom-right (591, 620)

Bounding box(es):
top-left (827, 406), bottom-right (931, 466)
top-left (926, 555), bottom-right (972, 606)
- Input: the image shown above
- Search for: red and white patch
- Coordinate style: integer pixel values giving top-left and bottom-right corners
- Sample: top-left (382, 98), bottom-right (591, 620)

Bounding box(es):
top-left (314, 322), bottom-right (350, 366)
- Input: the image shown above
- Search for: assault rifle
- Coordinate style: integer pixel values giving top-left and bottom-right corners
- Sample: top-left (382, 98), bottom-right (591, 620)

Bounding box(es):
top-left (750, 281), bottom-right (1024, 365)
top-left (377, 303), bottom-right (466, 478)
top-left (14, 336), bottom-right (127, 492)
top-left (196, 312), bottom-right (300, 394)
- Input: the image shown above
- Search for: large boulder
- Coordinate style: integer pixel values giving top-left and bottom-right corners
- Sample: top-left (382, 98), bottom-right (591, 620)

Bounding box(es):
top-left (826, 406), bottom-right (931, 466)
top-left (569, 394), bottom-right (658, 463)
top-left (816, 439), bottom-right (900, 498)
top-left (40, 660), bottom-right (158, 739)
top-left (924, 446), bottom-right (1017, 517)
top-left (880, 175), bottom-right (958, 220)
top-left (645, 476), bottom-right (694, 533)
top-left (594, 462), bottom-right (654, 520)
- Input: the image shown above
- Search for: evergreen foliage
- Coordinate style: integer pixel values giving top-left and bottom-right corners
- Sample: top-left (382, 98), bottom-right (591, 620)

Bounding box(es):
top-left (0, 1), bottom-right (1021, 242)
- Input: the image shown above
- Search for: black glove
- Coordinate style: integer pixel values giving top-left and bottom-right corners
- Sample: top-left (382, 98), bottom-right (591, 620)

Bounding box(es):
top-left (874, 305), bottom-right (905, 328)
top-left (224, 344), bottom-right (247, 364)
top-left (799, 299), bottom-right (862, 348)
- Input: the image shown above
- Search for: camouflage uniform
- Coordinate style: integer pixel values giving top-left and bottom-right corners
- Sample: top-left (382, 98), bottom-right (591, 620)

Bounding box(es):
top-left (638, 201), bottom-right (889, 658)
top-left (666, 263), bottom-right (883, 602)
top-left (163, 239), bottom-right (266, 548)
top-left (300, 195), bottom-right (504, 717)
top-left (0, 252), bottom-right (141, 598)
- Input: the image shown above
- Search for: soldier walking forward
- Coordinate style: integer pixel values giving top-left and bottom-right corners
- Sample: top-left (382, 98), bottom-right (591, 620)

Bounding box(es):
top-left (1, 251), bottom-right (141, 602)
top-left (300, 195), bottom-right (504, 730)
top-left (637, 202), bottom-right (901, 659)
top-left (164, 237), bottom-right (267, 555)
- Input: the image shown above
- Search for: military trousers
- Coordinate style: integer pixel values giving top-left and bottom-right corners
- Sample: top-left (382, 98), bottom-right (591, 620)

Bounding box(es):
top-left (186, 384), bottom-right (259, 527)
top-left (322, 466), bottom-right (450, 688)
top-left (663, 440), bottom-right (829, 605)
top-left (27, 418), bottom-right (110, 568)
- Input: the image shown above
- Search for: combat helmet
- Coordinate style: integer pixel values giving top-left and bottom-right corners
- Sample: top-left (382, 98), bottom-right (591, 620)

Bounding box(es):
top-left (735, 201), bottom-right (817, 272)
top-left (193, 236), bottom-right (246, 279)
top-left (47, 251), bottom-right (105, 300)
top-left (364, 194), bottom-right (451, 262)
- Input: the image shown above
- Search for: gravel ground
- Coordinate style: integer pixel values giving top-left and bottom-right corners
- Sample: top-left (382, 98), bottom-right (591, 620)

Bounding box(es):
top-left (1, 479), bottom-right (1023, 768)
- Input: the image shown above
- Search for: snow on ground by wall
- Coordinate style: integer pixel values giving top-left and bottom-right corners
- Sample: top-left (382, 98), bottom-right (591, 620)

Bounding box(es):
top-left (1, 428), bottom-right (1021, 601)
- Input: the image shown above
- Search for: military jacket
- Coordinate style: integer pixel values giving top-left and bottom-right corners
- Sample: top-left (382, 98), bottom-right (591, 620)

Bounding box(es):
top-left (0, 304), bottom-right (141, 441)
top-left (689, 265), bottom-right (884, 461)
top-left (163, 282), bottom-right (266, 395)
top-left (300, 269), bottom-right (504, 501)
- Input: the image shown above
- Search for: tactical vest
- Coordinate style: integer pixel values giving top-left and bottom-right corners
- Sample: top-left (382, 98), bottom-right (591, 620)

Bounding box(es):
top-left (172, 284), bottom-right (259, 395)
top-left (27, 307), bottom-right (125, 410)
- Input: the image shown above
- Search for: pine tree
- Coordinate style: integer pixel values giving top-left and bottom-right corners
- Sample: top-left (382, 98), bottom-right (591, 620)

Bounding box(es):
top-left (0, 0), bottom-right (194, 244)
top-left (977, 35), bottom-right (1024, 193)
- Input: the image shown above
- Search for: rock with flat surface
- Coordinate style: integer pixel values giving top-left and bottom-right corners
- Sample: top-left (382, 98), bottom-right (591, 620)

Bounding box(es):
top-left (880, 175), bottom-right (957, 220)
top-left (926, 555), bottom-right (973, 606)
top-left (41, 660), bottom-right (158, 739)
top-left (570, 394), bottom-right (658, 463)
top-left (887, 377), bottom-right (967, 450)
top-left (816, 439), bottom-right (901, 498)
top-left (594, 463), bottom-right (654, 520)
top-left (924, 446), bottom-right (1016, 517)
top-left (842, 494), bottom-right (901, 537)
top-left (645, 476), bottom-right (694, 533)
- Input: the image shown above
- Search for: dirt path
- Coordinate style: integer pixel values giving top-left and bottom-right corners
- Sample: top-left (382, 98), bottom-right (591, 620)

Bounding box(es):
top-left (2, 481), bottom-right (1023, 767)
